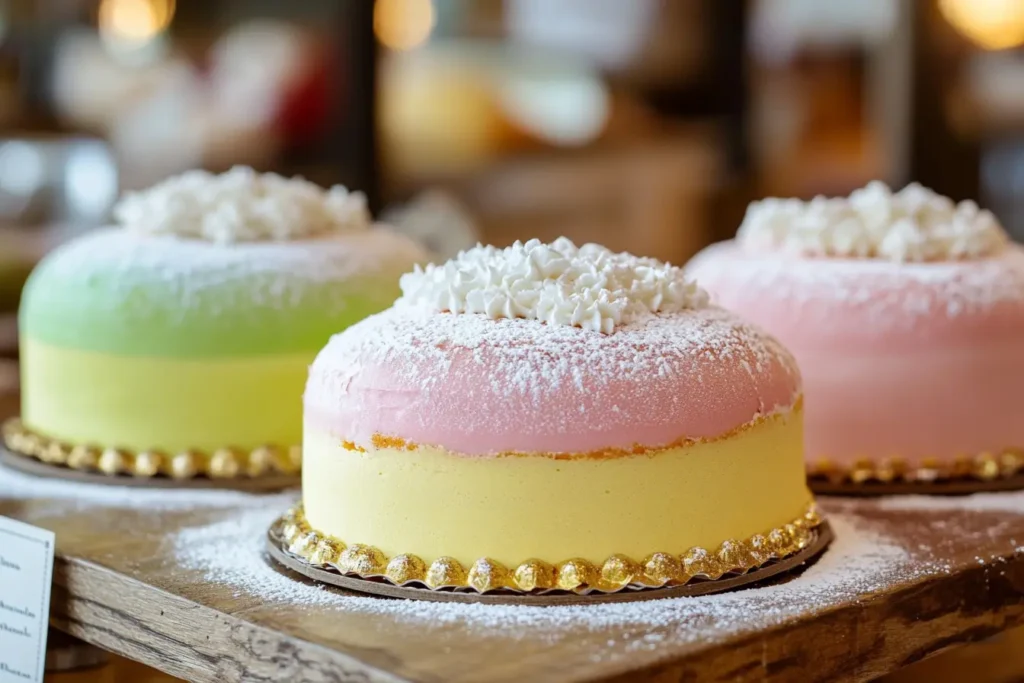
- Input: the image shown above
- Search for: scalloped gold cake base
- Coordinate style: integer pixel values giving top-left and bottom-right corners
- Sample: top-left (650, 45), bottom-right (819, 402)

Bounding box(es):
top-left (810, 472), bottom-right (1024, 496)
top-left (1, 417), bottom-right (300, 491)
top-left (264, 506), bottom-right (832, 605)
top-left (809, 453), bottom-right (1024, 496)
top-left (0, 446), bottom-right (299, 491)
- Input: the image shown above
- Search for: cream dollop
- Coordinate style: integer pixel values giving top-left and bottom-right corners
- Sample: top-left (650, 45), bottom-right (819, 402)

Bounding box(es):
top-left (397, 237), bottom-right (708, 334)
top-left (738, 181), bottom-right (1008, 262)
top-left (114, 166), bottom-right (370, 244)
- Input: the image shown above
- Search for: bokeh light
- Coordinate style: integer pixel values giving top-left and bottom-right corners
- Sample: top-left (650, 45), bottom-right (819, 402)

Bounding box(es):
top-left (374, 0), bottom-right (435, 51)
top-left (939, 0), bottom-right (1024, 51)
top-left (98, 0), bottom-right (175, 47)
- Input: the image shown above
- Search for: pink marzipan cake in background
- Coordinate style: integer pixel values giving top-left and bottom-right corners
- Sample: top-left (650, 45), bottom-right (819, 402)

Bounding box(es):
top-left (687, 181), bottom-right (1024, 486)
top-left (296, 238), bottom-right (821, 594)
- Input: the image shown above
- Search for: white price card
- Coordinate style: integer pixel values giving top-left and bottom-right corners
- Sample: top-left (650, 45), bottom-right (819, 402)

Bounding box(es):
top-left (0, 517), bottom-right (55, 683)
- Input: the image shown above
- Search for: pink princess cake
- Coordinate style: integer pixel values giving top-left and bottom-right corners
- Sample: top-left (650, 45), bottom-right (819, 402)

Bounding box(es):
top-left (687, 182), bottom-right (1024, 485)
top-left (294, 238), bottom-right (820, 594)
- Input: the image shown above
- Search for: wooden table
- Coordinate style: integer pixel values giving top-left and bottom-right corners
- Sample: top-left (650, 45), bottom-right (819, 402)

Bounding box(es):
top-left (2, 382), bottom-right (1024, 683)
top-left (2, 462), bottom-right (1024, 683)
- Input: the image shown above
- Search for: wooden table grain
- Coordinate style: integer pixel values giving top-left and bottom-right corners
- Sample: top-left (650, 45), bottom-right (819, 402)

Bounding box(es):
top-left (2, 391), bottom-right (1024, 682)
top-left (0, 485), bottom-right (1022, 682)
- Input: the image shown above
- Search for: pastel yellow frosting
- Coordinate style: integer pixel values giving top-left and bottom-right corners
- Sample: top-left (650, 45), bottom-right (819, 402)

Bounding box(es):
top-left (302, 407), bottom-right (811, 566)
top-left (20, 338), bottom-right (309, 453)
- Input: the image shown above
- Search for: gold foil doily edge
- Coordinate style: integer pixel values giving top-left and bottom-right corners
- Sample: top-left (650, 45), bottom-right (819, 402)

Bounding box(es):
top-left (2, 417), bottom-right (301, 480)
top-left (808, 450), bottom-right (1024, 485)
top-left (273, 501), bottom-right (824, 595)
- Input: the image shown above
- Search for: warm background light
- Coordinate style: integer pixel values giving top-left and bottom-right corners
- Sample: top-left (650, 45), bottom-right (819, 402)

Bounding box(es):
top-left (98, 0), bottom-right (175, 45)
top-left (374, 0), bottom-right (435, 51)
top-left (939, 0), bottom-right (1024, 51)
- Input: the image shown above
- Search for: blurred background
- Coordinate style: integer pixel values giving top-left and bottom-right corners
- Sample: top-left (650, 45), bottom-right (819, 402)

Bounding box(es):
top-left (4, 2), bottom-right (1024, 680)
top-left (0, 0), bottom-right (1023, 266)
top-left (2, 0), bottom-right (1024, 351)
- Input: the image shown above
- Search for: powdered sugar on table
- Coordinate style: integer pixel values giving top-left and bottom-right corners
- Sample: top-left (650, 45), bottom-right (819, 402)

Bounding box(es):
top-left (0, 464), bottom-right (297, 514)
top-left (170, 507), bottom-right (922, 657)
top-left (6, 477), bottom-right (1024, 677)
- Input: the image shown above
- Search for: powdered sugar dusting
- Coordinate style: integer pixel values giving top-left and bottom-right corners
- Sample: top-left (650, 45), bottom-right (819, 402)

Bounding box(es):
top-left (398, 237), bottom-right (708, 334)
top-left (314, 307), bottom-right (789, 399)
top-left (304, 306), bottom-right (801, 451)
top-left (9, 469), bottom-right (1018, 675)
top-left (739, 181), bottom-right (1008, 262)
top-left (31, 228), bottom-right (424, 321)
top-left (114, 166), bottom-right (370, 244)
top-left (877, 491), bottom-right (1024, 514)
top-left (0, 464), bottom-right (296, 514)
top-left (688, 241), bottom-right (1024, 324)
top-left (171, 507), bottom-right (923, 656)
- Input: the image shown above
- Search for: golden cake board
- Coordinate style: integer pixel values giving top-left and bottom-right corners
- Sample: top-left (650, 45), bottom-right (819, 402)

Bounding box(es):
top-left (810, 474), bottom-right (1024, 497)
top-left (265, 517), bottom-right (834, 605)
top-left (0, 445), bottom-right (299, 492)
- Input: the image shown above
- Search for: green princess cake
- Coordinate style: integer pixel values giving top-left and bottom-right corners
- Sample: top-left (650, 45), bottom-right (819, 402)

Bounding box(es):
top-left (4, 167), bottom-right (426, 483)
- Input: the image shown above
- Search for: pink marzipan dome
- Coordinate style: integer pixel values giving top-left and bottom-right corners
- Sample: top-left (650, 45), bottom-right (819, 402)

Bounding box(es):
top-left (687, 240), bottom-right (1024, 470)
top-left (303, 305), bottom-right (801, 456)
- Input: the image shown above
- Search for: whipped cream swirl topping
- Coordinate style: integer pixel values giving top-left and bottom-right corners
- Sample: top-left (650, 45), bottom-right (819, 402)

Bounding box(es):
top-left (397, 237), bottom-right (708, 334)
top-left (738, 181), bottom-right (1008, 262)
top-left (114, 166), bottom-right (370, 244)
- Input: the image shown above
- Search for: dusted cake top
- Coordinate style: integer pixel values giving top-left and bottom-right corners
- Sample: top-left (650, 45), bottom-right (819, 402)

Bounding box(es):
top-left (738, 181), bottom-right (1008, 262)
top-left (21, 229), bottom-right (425, 357)
top-left (304, 306), bottom-right (801, 456)
top-left (688, 241), bottom-right (1024, 352)
top-left (114, 166), bottom-right (369, 244)
top-left (397, 237), bottom-right (708, 334)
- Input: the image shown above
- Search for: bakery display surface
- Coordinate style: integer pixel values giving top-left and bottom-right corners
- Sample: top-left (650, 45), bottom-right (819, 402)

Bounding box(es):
top-left (291, 237), bottom-right (825, 598)
top-left (266, 504), bottom-right (831, 603)
top-left (3, 167), bottom-right (426, 485)
top-left (4, 458), bottom-right (1024, 683)
top-left (687, 182), bottom-right (1024, 492)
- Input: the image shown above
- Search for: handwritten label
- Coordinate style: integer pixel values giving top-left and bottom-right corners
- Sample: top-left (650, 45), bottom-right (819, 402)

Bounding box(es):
top-left (0, 517), bottom-right (54, 683)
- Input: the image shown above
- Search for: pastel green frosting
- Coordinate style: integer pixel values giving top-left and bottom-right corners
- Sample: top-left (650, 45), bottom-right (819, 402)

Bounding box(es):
top-left (20, 229), bottom-right (426, 358)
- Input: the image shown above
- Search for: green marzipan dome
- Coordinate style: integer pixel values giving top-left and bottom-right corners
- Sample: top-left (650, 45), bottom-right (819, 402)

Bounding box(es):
top-left (20, 228), bottom-right (427, 358)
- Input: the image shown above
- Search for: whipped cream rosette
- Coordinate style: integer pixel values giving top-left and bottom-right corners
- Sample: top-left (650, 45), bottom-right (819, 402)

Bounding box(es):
top-left (738, 181), bottom-right (1007, 262)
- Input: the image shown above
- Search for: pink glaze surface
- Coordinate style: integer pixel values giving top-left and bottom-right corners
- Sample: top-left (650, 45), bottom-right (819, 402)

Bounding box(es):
top-left (304, 306), bottom-right (801, 456)
top-left (687, 241), bottom-right (1024, 465)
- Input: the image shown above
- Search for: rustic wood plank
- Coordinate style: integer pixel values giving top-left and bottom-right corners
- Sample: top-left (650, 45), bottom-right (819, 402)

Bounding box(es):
top-left (48, 557), bottom-right (405, 683)
top-left (0, 487), bottom-right (1022, 683)
top-left (607, 561), bottom-right (1024, 683)
top-left (879, 626), bottom-right (1024, 683)
top-left (48, 654), bottom-right (183, 682)
top-left (4, 380), bottom-right (1024, 683)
